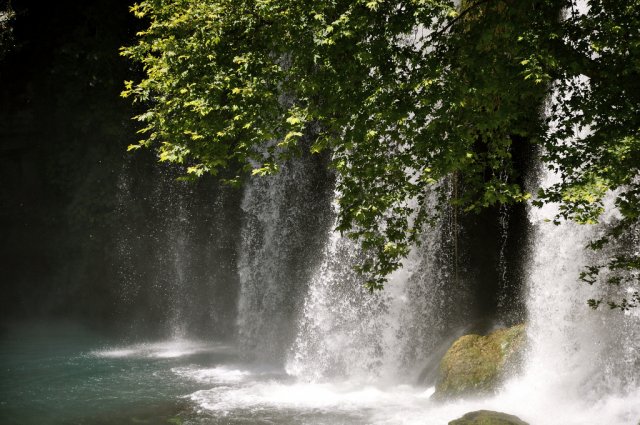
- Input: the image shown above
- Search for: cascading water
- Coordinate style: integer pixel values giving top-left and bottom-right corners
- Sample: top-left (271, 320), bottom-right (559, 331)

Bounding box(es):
top-left (180, 159), bottom-right (636, 425)
top-left (12, 22), bottom-right (639, 425)
top-left (107, 76), bottom-right (639, 425)
top-left (495, 30), bottom-right (639, 420)
top-left (492, 169), bottom-right (640, 425)
top-left (236, 152), bottom-right (334, 364)
top-left (166, 200), bottom-right (191, 337)
top-left (201, 130), bottom-right (639, 425)
top-left (287, 186), bottom-right (464, 385)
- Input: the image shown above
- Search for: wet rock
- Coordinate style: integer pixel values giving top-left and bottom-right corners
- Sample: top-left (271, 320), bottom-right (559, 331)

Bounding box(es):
top-left (448, 410), bottom-right (529, 425)
top-left (434, 324), bottom-right (525, 399)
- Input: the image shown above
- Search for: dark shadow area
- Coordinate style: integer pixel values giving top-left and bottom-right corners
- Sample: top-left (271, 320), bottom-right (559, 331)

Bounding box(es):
top-left (0, 0), bottom-right (243, 339)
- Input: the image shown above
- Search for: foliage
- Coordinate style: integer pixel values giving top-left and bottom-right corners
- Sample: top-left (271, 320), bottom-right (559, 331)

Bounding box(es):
top-left (122, 0), bottom-right (640, 305)
top-left (0, 0), bottom-right (15, 60)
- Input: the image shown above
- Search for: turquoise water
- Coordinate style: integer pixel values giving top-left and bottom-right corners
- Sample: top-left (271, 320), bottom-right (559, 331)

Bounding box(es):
top-left (0, 322), bottom-right (374, 425)
top-left (0, 321), bottom-right (231, 425)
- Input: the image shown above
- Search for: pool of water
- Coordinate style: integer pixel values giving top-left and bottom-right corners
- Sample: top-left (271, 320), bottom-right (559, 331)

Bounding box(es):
top-left (0, 322), bottom-right (441, 425)
top-left (0, 321), bottom-right (220, 424)
top-left (2, 321), bottom-right (639, 425)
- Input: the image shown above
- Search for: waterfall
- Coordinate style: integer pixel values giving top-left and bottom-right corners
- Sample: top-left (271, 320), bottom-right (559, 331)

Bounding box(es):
top-left (108, 143), bottom-right (639, 425)
top-left (235, 160), bottom-right (466, 380)
top-left (506, 23), bottom-right (640, 419)
top-left (498, 168), bottom-right (640, 424)
top-left (161, 188), bottom-right (190, 338)
top-left (228, 151), bottom-right (640, 424)
top-left (236, 152), bottom-right (333, 364)
top-left (286, 184), bottom-right (465, 384)
top-left (285, 226), bottom-right (392, 382)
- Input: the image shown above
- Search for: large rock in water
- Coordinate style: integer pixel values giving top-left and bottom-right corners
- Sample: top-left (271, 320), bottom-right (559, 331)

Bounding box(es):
top-left (448, 410), bottom-right (529, 425)
top-left (434, 324), bottom-right (525, 399)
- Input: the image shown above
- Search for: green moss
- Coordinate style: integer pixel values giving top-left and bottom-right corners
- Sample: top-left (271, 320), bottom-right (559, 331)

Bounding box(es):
top-left (434, 324), bottom-right (525, 399)
top-left (448, 410), bottom-right (529, 425)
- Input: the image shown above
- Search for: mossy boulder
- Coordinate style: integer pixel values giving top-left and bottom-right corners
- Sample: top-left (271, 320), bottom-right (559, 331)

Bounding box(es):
top-left (434, 324), bottom-right (525, 400)
top-left (448, 410), bottom-right (529, 425)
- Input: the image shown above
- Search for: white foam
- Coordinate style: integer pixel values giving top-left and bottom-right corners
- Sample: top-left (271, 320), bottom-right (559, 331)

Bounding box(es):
top-left (190, 381), bottom-right (428, 414)
top-left (90, 339), bottom-right (233, 359)
top-left (172, 365), bottom-right (251, 384)
top-left (188, 377), bottom-right (640, 425)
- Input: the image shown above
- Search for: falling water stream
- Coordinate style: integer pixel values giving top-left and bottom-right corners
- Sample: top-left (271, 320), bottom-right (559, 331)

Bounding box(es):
top-left (286, 187), bottom-right (461, 385)
top-left (186, 165), bottom-right (640, 425)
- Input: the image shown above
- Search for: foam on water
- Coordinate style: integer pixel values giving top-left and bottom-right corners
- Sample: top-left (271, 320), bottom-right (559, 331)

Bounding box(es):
top-left (90, 339), bottom-right (233, 359)
top-left (190, 381), bottom-right (434, 416)
top-left (172, 365), bottom-right (251, 384)
top-left (187, 375), bottom-right (640, 425)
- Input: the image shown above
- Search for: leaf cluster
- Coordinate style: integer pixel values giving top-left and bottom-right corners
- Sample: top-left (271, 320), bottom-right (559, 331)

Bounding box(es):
top-left (122, 0), bottom-right (640, 302)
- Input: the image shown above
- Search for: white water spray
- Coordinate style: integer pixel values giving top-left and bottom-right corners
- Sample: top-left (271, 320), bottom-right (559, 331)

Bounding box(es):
top-left (492, 169), bottom-right (640, 425)
top-left (287, 188), bottom-right (460, 385)
top-left (236, 154), bottom-right (333, 363)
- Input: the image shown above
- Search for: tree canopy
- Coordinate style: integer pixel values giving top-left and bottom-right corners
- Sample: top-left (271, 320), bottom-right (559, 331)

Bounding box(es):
top-left (122, 0), bottom-right (640, 309)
